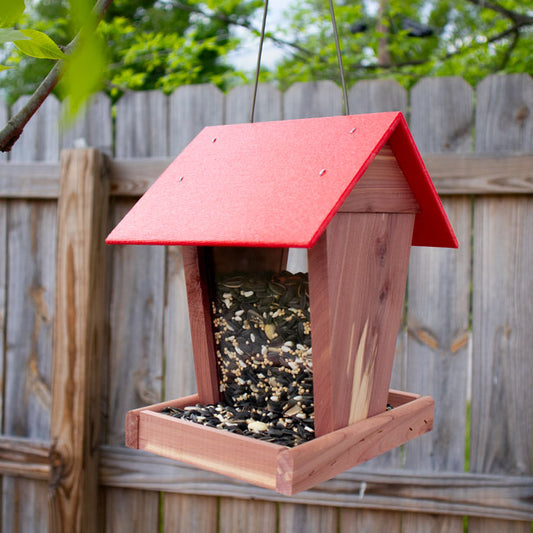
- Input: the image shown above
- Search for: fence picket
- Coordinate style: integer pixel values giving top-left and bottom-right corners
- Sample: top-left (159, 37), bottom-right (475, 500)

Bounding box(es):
top-left (471, 72), bottom-right (533, 533)
top-left (283, 80), bottom-right (342, 119)
top-left (226, 82), bottom-right (282, 124)
top-left (348, 79), bottom-right (407, 115)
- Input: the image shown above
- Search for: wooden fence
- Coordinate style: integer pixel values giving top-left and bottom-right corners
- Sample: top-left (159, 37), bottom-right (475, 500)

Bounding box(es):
top-left (0, 74), bottom-right (532, 532)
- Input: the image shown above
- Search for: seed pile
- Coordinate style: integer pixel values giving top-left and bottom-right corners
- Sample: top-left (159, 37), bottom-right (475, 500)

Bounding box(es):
top-left (162, 271), bottom-right (314, 447)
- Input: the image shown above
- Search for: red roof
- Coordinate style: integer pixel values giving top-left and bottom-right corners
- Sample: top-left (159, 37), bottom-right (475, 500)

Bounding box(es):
top-left (106, 112), bottom-right (457, 249)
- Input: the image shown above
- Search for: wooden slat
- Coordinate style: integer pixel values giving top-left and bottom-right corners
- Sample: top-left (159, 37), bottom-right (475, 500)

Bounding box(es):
top-left (163, 494), bottom-right (218, 533)
top-left (470, 73), bottom-right (533, 533)
top-left (278, 396), bottom-right (434, 495)
top-left (138, 411), bottom-right (281, 490)
top-left (404, 76), bottom-right (474, 533)
top-left (279, 504), bottom-right (337, 533)
top-left (348, 79), bottom-right (408, 115)
top-left (9, 95), bottom-right (60, 162)
top-left (339, 144), bottom-right (420, 213)
top-left (99, 445), bottom-right (533, 521)
top-left (340, 509), bottom-right (402, 533)
top-left (48, 149), bottom-right (108, 533)
top-left (310, 212), bottom-right (415, 435)
top-left (0, 200), bottom-right (5, 433)
top-left (105, 488), bottom-right (160, 533)
top-left (283, 81), bottom-right (342, 119)
top-left (61, 93), bottom-right (113, 155)
top-left (0, 436), bottom-right (50, 480)
top-left (226, 83), bottom-right (282, 124)
top-left (219, 498), bottom-right (277, 533)
top-left (181, 246), bottom-right (220, 404)
top-left (115, 90), bottom-right (169, 158)
top-left (2, 153), bottom-right (533, 199)
top-left (2, 95), bottom-right (59, 532)
top-left (169, 83), bottom-right (224, 153)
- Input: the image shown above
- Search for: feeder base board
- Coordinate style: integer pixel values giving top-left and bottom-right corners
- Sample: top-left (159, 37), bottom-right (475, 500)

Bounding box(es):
top-left (125, 390), bottom-right (433, 495)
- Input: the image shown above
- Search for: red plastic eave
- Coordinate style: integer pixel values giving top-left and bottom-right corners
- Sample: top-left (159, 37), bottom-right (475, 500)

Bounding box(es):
top-left (106, 112), bottom-right (457, 249)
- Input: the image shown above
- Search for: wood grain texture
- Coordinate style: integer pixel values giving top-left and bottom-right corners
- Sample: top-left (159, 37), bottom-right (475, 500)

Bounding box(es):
top-left (61, 93), bottom-right (113, 155)
top-left (219, 498), bottom-right (277, 533)
top-left (283, 81), bottom-right (342, 119)
top-left (115, 90), bottom-right (169, 158)
top-left (3, 154), bottom-right (533, 199)
top-left (278, 396), bottom-right (434, 495)
top-left (310, 212), bottom-right (415, 435)
top-left (348, 79), bottom-right (408, 115)
top-left (278, 504), bottom-right (337, 533)
top-left (0, 200), bottom-right (5, 432)
top-left (164, 494), bottom-right (218, 533)
top-left (48, 149), bottom-right (108, 533)
top-left (470, 73), bottom-right (533, 533)
top-left (404, 72), bottom-right (474, 533)
top-left (475, 74), bottom-right (533, 154)
top-left (181, 246), bottom-right (220, 404)
top-left (339, 144), bottom-right (420, 213)
top-left (225, 83), bottom-right (282, 124)
top-left (0, 436), bottom-right (50, 480)
top-left (402, 514), bottom-right (464, 533)
top-left (105, 488), bottom-right (160, 533)
top-left (3, 98), bottom-right (59, 530)
top-left (9, 95), bottom-right (60, 162)
top-left (340, 509), bottom-right (402, 533)
top-left (410, 77), bottom-right (474, 153)
top-left (99, 445), bottom-right (533, 521)
top-left (169, 83), bottom-right (224, 153)
top-left (138, 411), bottom-right (281, 490)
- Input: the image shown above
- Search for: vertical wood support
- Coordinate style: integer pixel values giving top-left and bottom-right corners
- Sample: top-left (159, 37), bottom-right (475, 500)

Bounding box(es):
top-left (309, 212), bottom-right (415, 436)
top-left (181, 246), bottom-right (220, 404)
top-left (49, 149), bottom-right (109, 533)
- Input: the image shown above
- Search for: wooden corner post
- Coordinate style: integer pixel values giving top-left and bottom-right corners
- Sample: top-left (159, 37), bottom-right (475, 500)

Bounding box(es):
top-left (50, 149), bottom-right (109, 533)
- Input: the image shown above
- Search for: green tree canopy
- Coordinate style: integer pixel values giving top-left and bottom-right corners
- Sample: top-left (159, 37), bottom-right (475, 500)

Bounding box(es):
top-left (271, 0), bottom-right (533, 89)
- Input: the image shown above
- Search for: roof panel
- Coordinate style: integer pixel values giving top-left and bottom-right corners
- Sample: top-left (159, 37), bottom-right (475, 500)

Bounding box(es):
top-left (106, 112), bottom-right (457, 249)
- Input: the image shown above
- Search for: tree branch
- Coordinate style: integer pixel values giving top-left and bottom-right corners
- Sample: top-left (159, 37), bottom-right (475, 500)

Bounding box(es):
top-left (463, 0), bottom-right (533, 27)
top-left (0, 0), bottom-right (113, 153)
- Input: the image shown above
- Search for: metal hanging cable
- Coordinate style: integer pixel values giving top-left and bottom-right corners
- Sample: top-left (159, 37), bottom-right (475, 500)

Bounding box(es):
top-left (250, 0), bottom-right (269, 123)
top-left (251, 0), bottom-right (349, 120)
top-left (328, 0), bottom-right (350, 115)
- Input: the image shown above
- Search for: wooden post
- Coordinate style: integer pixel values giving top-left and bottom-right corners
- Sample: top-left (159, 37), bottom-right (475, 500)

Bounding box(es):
top-left (49, 149), bottom-right (108, 533)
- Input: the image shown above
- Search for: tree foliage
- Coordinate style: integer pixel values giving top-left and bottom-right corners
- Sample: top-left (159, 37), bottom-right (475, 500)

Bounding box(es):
top-left (272, 0), bottom-right (533, 89)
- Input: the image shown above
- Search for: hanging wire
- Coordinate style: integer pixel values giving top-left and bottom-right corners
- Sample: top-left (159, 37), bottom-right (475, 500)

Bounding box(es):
top-left (250, 0), bottom-right (269, 123)
top-left (328, 0), bottom-right (350, 115)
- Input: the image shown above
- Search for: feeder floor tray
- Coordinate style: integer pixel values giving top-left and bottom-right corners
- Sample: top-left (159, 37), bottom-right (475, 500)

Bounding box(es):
top-left (126, 390), bottom-right (434, 495)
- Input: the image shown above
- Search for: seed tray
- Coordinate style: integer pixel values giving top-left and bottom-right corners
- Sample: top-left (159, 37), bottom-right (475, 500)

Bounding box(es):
top-left (126, 389), bottom-right (434, 495)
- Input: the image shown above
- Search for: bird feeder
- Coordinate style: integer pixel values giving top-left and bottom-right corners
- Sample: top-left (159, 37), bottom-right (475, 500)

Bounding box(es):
top-left (106, 112), bottom-right (457, 495)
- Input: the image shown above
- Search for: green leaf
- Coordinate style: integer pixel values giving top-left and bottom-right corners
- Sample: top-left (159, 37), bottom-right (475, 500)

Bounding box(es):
top-left (0, 27), bottom-right (29, 44)
top-left (0, 64), bottom-right (15, 71)
top-left (13, 29), bottom-right (66, 60)
top-left (60, 32), bottom-right (105, 121)
top-left (0, 0), bottom-right (25, 28)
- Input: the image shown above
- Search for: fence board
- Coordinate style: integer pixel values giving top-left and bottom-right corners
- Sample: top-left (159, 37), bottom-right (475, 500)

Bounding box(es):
top-left (403, 76), bottom-right (474, 533)
top-left (471, 73), bottom-right (533, 533)
top-left (105, 488), bottom-right (160, 533)
top-left (283, 81), bottom-right (342, 119)
top-left (169, 84), bottom-right (224, 153)
top-left (163, 494), bottom-right (218, 533)
top-left (9, 95), bottom-right (60, 162)
top-left (340, 509), bottom-right (402, 533)
top-left (279, 504), bottom-right (337, 533)
top-left (348, 79), bottom-right (407, 115)
top-left (219, 498), bottom-right (277, 533)
top-left (106, 89), bottom-right (170, 530)
top-left (3, 201), bottom-right (56, 533)
top-left (61, 93), bottom-right (113, 155)
top-left (115, 90), bottom-right (169, 158)
top-left (225, 82), bottom-right (282, 123)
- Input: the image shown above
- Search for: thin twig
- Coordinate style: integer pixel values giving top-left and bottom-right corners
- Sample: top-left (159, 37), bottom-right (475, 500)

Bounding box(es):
top-left (0, 0), bottom-right (113, 153)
